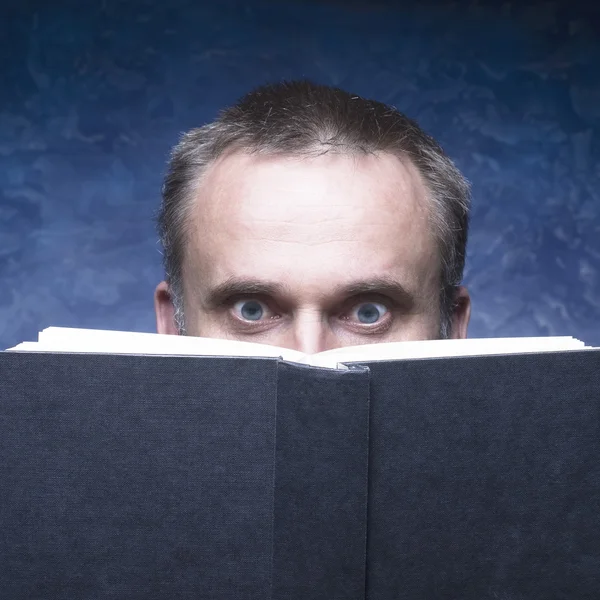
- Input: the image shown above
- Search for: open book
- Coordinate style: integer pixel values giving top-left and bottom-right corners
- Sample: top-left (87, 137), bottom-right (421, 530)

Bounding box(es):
top-left (6, 326), bottom-right (592, 369)
top-left (3, 327), bottom-right (600, 597)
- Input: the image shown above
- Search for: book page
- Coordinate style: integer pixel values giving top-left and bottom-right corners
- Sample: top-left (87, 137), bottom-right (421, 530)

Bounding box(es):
top-left (7, 327), bottom-right (305, 363)
top-left (303, 336), bottom-right (589, 369)
top-left (6, 327), bottom-right (591, 370)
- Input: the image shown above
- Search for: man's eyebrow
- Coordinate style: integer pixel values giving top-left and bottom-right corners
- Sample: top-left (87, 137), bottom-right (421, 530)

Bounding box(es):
top-left (203, 276), bottom-right (415, 308)
top-left (203, 278), bottom-right (289, 308)
top-left (334, 278), bottom-right (415, 305)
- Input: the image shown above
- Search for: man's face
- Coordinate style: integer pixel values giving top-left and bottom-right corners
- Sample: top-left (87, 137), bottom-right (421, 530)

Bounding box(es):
top-left (155, 151), bottom-right (470, 352)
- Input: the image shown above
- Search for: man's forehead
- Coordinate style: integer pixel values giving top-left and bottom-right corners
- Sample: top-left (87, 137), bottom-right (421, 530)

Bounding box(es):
top-left (183, 149), bottom-right (440, 300)
top-left (196, 150), bottom-right (428, 211)
top-left (191, 151), bottom-right (433, 243)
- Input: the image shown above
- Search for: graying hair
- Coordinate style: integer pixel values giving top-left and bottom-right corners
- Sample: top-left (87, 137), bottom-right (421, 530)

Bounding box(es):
top-left (157, 80), bottom-right (470, 337)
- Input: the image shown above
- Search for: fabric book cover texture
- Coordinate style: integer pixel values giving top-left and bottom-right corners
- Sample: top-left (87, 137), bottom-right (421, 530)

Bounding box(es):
top-left (365, 351), bottom-right (600, 599)
top-left (0, 352), bottom-right (369, 600)
top-left (1, 349), bottom-right (599, 599)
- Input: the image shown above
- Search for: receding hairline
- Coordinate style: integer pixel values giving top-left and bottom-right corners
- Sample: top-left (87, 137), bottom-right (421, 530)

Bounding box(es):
top-left (179, 145), bottom-right (440, 286)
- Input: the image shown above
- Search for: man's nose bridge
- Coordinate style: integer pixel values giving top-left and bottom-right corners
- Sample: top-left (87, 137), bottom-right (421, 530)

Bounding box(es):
top-left (292, 309), bottom-right (328, 355)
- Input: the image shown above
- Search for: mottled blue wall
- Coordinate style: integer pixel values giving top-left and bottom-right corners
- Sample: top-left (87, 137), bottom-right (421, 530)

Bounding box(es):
top-left (1, 0), bottom-right (599, 348)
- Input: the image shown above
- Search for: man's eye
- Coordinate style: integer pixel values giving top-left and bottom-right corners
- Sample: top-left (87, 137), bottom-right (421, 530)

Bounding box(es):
top-left (232, 299), bottom-right (271, 321)
top-left (349, 302), bottom-right (388, 324)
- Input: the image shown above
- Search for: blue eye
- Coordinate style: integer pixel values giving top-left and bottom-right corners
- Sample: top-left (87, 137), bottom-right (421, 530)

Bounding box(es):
top-left (233, 299), bottom-right (267, 321)
top-left (353, 302), bottom-right (388, 324)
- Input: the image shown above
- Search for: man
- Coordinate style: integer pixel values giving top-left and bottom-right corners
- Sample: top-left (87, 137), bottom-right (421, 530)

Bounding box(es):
top-left (154, 80), bottom-right (471, 353)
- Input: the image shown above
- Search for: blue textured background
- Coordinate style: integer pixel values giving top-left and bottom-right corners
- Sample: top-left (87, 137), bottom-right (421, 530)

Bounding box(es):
top-left (1, 0), bottom-right (599, 349)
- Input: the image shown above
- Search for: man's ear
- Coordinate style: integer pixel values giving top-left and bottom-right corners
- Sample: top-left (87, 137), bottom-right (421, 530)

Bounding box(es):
top-left (450, 285), bottom-right (471, 340)
top-left (154, 281), bottom-right (179, 335)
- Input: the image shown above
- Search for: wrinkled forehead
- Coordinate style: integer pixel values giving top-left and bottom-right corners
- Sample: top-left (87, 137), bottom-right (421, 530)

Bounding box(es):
top-left (191, 150), bottom-right (433, 231)
top-left (182, 150), bottom-right (440, 292)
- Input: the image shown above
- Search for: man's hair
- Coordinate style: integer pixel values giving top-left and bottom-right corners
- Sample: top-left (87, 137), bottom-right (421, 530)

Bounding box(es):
top-left (157, 80), bottom-right (470, 337)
